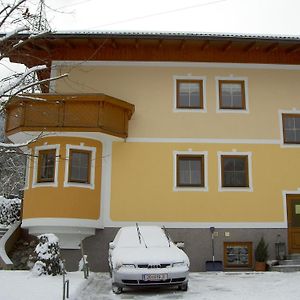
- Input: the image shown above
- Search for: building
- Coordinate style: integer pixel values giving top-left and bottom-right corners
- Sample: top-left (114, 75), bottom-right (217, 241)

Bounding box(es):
top-left (5, 31), bottom-right (300, 271)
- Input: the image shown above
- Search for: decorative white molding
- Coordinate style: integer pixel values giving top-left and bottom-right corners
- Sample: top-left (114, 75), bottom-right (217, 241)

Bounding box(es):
top-left (215, 76), bottom-right (249, 113)
top-left (126, 137), bottom-right (280, 144)
top-left (32, 144), bottom-right (60, 188)
top-left (217, 151), bottom-right (253, 192)
top-left (23, 149), bottom-right (32, 190)
top-left (22, 219), bottom-right (96, 249)
top-left (52, 60), bottom-right (300, 70)
top-left (172, 75), bottom-right (207, 113)
top-left (278, 109), bottom-right (300, 148)
top-left (22, 217), bottom-right (101, 228)
top-left (173, 150), bottom-right (208, 192)
top-left (99, 140), bottom-right (113, 228)
top-left (64, 144), bottom-right (96, 189)
top-left (102, 220), bottom-right (287, 229)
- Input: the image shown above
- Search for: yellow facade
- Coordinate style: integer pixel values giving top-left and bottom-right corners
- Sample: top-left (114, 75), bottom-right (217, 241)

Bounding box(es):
top-left (21, 63), bottom-right (300, 225)
top-left (23, 136), bottom-right (102, 220)
top-left (110, 142), bottom-right (298, 223)
top-left (56, 65), bottom-right (300, 140)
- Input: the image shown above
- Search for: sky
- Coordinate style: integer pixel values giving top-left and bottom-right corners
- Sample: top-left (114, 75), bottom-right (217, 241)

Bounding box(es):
top-left (42, 0), bottom-right (300, 36)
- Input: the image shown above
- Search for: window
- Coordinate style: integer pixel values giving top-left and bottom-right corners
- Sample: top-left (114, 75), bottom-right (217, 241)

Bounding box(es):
top-left (64, 144), bottom-right (96, 189)
top-left (37, 149), bottom-right (56, 183)
top-left (176, 155), bottom-right (204, 187)
top-left (68, 149), bottom-right (91, 183)
top-left (219, 80), bottom-right (245, 109)
top-left (176, 80), bottom-right (203, 109)
top-left (282, 114), bottom-right (300, 144)
top-left (221, 155), bottom-right (249, 188)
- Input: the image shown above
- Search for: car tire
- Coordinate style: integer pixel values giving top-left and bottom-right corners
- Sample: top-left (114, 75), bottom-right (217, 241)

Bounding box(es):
top-left (179, 282), bottom-right (188, 291)
top-left (112, 284), bottom-right (123, 294)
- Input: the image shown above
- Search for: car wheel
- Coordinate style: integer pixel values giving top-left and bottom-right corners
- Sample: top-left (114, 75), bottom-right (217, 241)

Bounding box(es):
top-left (179, 282), bottom-right (188, 291)
top-left (112, 284), bottom-right (123, 294)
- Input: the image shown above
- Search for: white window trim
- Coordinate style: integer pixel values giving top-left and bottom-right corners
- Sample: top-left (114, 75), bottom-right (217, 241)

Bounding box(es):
top-left (32, 144), bottom-right (60, 188)
top-left (173, 75), bottom-right (207, 113)
top-left (23, 149), bottom-right (32, 190)
top-left (64, 144), bottom-right (96, 190)
top-left (217, 151), bottom-right (253, 192)
top-left (215, 76), bottom-right (249, 113)
top-left (279, 109), bottom-right (300, 148)
top-left (173, 150), bottom-right (208, 192)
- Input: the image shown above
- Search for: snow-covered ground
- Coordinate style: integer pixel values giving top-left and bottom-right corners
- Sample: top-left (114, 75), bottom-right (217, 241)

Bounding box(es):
top-left (1, 271), bottom-right (300, 300)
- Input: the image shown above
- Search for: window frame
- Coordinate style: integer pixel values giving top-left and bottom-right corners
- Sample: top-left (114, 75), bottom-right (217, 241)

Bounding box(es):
top-left (281, 113), bottom-right (300, 145)
top-left (173, 76), bottom-right (207, 112)
top-left (64, 144), bottom-right (96, 189)
top-left (216, 76), bottom-right (249, 113)
top-left (68, 149), bottom-right (91, 184)
top-left (32, 144), bottom-right (60, 188)
top-left (218, 151), bottom-right (253, 192)
top-left (37, 149), bottom-right (57, 183)
top-left (173, 151), bottom-right (208, 192)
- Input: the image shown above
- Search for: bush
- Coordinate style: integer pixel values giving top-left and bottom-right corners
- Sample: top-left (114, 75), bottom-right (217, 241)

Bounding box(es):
top-left (255, 237), bottom-right (269, 262)
top-left (31, 234), bottom-right (63, 276)
top-left (0, 196), bottom-right (21, 226)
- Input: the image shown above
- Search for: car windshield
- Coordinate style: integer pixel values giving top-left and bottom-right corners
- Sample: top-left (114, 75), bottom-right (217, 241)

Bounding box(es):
top-left (115, 226), bottom-right (170, 248)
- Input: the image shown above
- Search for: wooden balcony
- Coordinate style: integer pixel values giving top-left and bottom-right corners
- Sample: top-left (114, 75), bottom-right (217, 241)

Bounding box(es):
top-left (5, 94), bottom-right (135, 138)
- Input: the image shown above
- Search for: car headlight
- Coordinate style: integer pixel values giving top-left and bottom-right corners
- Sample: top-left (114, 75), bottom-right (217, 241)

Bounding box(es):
top-left (172, 262), bottom-right (187, 267)
top-left (121, 264), bottom-right (136, 268)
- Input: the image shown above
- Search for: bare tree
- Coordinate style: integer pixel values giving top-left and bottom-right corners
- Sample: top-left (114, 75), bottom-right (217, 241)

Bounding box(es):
top-left (0, 1), bottom-right (67, 195)
top-left (0, 0), bottom-right (67, 148)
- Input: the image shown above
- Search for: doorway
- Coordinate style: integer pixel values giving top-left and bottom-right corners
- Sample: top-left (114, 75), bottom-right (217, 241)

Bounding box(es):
top-left (287, 194), bottom-right (300, 253)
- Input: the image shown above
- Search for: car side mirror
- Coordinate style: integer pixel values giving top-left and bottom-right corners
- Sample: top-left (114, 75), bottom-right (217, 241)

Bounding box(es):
top-left (175, 241), bottom-right (184, 249)
top-left (109, 242), bottom-right (115, 250)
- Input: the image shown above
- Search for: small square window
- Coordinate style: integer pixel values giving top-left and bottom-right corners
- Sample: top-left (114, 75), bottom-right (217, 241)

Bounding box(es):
top-left (221, 155), bottom-right (249, 188)
top-left (282, 114), bottom-right (300, 144)
top-left (219, 80), bottom-right (245, 110)
top-left (177, 155), bottom-right (204, 187)
top-left (176, 80), bottom-right (203, 109)
top-left (37, 149), bottom-right (56, 183)
top-left (68, 150), bottom-right (91, 184)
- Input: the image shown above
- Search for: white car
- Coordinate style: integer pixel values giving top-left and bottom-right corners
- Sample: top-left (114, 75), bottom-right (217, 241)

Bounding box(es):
top-left (108, 225), bottom-right (190, 294)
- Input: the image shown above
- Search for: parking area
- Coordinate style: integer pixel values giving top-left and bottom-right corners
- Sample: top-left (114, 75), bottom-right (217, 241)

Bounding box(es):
top-left (73, 271), bottom-right (300, 300)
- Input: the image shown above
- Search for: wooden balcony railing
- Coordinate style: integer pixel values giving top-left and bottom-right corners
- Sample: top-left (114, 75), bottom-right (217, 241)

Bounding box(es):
top-left (5, 94), bottom-right (135, 138)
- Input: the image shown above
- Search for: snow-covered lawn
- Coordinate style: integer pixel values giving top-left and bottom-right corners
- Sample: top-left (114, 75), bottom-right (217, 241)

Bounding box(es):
top-left (0, 270), bottom-right (85, 300)
top-left (1, 271), bottom-right (300, 299)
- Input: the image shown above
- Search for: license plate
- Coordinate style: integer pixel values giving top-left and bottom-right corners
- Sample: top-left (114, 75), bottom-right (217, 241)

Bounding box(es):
top-left (143, 274), bottom-right (168, 281)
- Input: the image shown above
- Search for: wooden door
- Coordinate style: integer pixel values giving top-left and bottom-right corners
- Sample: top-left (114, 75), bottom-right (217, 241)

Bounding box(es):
top-left (287, 195), bottom-right (300, 253)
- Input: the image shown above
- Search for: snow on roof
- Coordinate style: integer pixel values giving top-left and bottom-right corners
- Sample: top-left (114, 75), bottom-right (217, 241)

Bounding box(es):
top-left (49, 30), bottom-right (300, 41)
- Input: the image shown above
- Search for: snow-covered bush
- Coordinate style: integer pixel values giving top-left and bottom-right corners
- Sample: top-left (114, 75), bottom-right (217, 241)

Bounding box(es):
top-left (78, 255), bottom-right (88, 271)
top-left (32, 234), bottom-right (63, 276)
top-left (0, 196), bottom-right (21, 226)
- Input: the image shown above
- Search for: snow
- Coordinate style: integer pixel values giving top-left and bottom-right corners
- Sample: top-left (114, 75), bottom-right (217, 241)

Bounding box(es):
top-left (0, 196), bottom-right (21, 226)
top-left (1, 271), bottom-right (300, 299)
top-left (110, 226), bottom-right (189, 268)
top-left (0, 271), bottom-right (85, 300)
top-left (114, 226), bottom-right (170, 248)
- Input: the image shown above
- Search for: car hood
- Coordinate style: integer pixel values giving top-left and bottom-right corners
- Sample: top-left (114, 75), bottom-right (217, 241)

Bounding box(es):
top-left (111, 246), bottom-right (189, 268)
